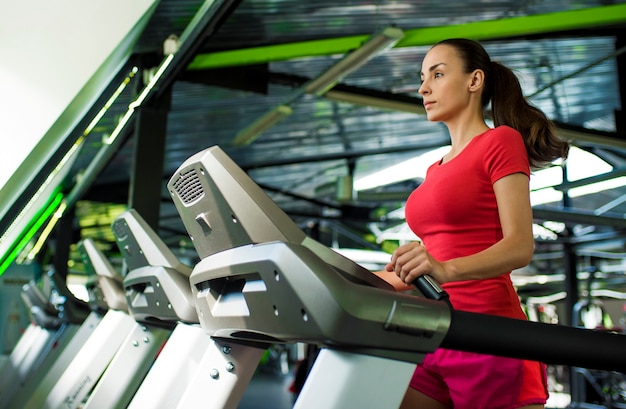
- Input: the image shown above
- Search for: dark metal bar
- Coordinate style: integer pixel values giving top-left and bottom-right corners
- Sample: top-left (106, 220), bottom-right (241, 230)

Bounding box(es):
top-left (128, 86), bottom-right (172, 230)
top-left (442, 309), bottom-right (626, 372)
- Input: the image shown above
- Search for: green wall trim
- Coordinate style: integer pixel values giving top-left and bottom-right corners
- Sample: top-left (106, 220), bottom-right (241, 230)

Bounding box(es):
top-left (188, 3), bottom-right (626, 70)
top-left (0, 192), bottom-right (63, 276)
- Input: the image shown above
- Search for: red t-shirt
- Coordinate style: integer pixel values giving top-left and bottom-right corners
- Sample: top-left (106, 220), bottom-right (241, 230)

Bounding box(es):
top-left (405, 126), bottom-right (530, 319)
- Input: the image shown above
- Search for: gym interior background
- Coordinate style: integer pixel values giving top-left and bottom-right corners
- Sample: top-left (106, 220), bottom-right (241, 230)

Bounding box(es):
top-left (1, 1), bottom-right (626, 408)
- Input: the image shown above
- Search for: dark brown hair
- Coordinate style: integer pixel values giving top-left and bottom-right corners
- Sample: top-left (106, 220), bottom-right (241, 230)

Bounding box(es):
top-left (435, 38), bottom-right (569, 169)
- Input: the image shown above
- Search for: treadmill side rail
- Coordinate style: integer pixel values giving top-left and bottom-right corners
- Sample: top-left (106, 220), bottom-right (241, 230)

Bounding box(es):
top-left (83, 323), bottom-right (171, 409)
top-left (24, 310), bottom-right (136, 409)
top-left (6, 311), bottom-right (103, 409)
top-left (294, 349), bottom-right (416, 409)
top-left (127, 323), bottom-right (214, 409)
top-left (174, 338), bottom-right (266, 409)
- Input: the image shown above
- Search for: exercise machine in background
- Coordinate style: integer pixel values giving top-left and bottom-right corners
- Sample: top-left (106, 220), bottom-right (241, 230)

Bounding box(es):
top-left (110, 208), bottom-right (249, 409)
top-left (76, 237), bottom-right (171, 409)
top-left (19, 237), bottom-right (165, 409)
top-left (0, 269), bottom-right (96, 409)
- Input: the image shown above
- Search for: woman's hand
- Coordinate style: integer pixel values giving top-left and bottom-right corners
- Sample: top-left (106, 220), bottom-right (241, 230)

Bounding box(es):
top-left (372, 270), bottom-right (414, 292)
top-left (385, 242), bottom-right (447, 286)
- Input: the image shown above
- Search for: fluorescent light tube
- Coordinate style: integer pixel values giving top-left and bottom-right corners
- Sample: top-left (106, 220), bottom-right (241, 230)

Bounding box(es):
top-left (232, 105), bottom-right (293, 146)
top-left (304, 26), bottom-right (404, 96)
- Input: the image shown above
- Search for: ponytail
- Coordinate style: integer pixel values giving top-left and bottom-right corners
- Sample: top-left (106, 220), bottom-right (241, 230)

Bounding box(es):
top-left (435, 38), bottom-right (570, 170)
top-left (490, 61), bottom-right (569, 169)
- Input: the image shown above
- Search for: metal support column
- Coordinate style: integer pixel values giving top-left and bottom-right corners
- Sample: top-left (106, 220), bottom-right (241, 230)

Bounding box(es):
top-left (561, 163), bottom-right (579, 327)
top-left (52, 206), bottom-right (75, 280)
top-left (128, 83), bottom-right (171, 230)
top-left (563, 238), bottom-right (579, 327)
top-left (615, 33), bottom-right (625, 133)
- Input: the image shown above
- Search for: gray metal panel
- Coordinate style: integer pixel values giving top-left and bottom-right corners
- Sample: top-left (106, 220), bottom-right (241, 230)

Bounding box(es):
top-left (190, 241), bottom-right (450, 362)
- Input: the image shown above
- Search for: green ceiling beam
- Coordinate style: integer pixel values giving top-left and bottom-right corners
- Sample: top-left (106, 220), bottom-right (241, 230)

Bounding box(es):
top-left (188, 3), bottom-right (626, 70)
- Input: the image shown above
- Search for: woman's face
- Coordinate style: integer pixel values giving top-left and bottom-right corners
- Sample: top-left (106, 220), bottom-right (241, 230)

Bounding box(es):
top-left (418, 44), bottom-right (476, 123)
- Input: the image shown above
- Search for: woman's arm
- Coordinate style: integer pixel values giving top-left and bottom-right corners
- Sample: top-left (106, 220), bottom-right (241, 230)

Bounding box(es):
top-left (388, 172), bottom-right (534, 284)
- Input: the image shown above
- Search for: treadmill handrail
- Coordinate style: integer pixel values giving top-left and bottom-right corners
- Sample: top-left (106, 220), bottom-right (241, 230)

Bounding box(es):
top-left (191, 241), bottom-right (452, 362)
top-left (443, 309), bottom-right (626, 372)
top-left (192, 241), bottom-right (626, 372)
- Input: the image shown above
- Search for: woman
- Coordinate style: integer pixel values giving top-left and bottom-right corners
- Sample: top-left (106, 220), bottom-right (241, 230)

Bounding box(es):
top-left (378, 39), bottom-right (569, 408)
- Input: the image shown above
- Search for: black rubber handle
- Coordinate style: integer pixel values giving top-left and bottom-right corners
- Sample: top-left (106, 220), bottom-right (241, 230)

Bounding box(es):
top-left (442, 309), bottom-right (626, 372)
top-left (413, 275), bottom-right (451, 305)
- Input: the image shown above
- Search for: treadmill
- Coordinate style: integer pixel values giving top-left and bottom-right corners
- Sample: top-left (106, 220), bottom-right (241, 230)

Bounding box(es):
top-left (166, 145), bottom-right (626, 409)
top-left (0, 270), bottom-right (95, 409)
top-left (20, 239), bottom-right (162, 409)
top-left (77, 237), bottom-right (172, 409)
top-left (111, 208), bottom-right (259, 409)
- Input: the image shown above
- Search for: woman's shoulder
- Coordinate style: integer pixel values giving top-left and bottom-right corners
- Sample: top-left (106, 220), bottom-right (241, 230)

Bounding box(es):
top-left (474, 125), bottom-right (524, 149)
top-left (484, 125), bottom-right (522, 139)
top-left (479, 126), bottom-right (530, 175)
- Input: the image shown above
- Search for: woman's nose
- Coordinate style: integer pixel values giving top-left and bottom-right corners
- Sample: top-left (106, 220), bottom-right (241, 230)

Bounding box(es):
top-left (418, 80), bottom-right (429, 96)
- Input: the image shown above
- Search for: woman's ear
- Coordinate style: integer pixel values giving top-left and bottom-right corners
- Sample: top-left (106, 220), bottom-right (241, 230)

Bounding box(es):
top-left (468, 69), bottom-right (485, 92)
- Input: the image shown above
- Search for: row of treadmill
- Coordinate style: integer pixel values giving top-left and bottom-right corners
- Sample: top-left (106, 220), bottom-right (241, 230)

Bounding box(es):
top-left (1, 145), bottom-right (625, 409)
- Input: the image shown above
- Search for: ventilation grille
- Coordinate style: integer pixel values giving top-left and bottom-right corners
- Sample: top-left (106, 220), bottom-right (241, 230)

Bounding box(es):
top-left (172, 168), bottom-right (204, 205)
top-left (111, 219), bottom-right (128, 242)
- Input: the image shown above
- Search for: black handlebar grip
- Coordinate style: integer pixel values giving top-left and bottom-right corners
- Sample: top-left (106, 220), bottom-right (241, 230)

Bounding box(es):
top-left (413, 275), bottom-right (451, 306)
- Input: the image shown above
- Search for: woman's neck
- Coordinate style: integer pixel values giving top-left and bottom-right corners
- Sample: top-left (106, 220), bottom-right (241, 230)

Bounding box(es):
top-left (445, 117), bottom-right (490, 157)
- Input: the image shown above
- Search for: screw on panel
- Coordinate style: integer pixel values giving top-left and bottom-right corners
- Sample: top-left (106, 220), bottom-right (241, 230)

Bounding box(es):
top-left (225, 362), bottom-right (235, 372)
top-left (210, 369), bottom-right (219, 379)
top-left (222, 345), bottom-right (232, 354)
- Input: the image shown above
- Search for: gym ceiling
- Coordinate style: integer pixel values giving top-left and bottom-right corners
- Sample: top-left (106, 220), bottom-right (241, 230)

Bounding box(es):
top-left (8, 0), bottom-right (626, 297)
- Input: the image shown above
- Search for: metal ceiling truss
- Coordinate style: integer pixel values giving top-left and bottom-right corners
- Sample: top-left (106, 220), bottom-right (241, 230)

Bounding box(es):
top-left (187, 57), bottom-right (626, 151)
top-left (187, 4), bottom-right (626, 70)
top-left (533, 206), bottom-right (626, 228)
top-left (182, 3), bottom-right (626, 167)
top-left (231, 26), bottom-right (405, 146)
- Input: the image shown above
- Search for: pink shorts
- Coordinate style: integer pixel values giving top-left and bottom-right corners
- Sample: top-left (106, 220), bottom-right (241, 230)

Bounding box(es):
top-left (409, 348), bottom-right (548, 409)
